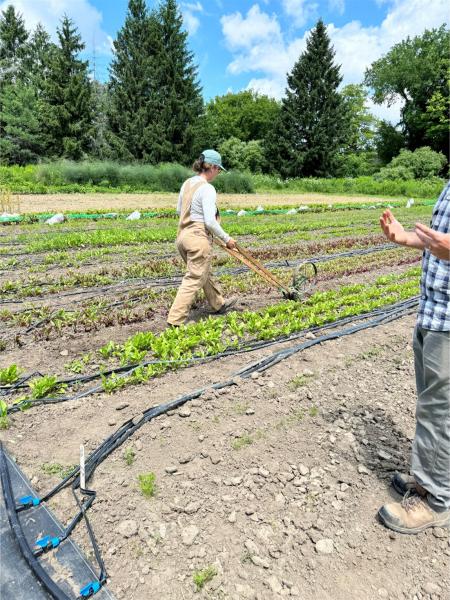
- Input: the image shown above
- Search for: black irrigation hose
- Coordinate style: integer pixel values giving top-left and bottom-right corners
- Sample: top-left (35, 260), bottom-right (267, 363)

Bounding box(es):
top-left (0, 298), bottom-right (418, 600)
top-left (1, 243), bottom-right (399, 318)
top-left (0, 443), bottom-right (72, 600)
top-left (34, 295), bottom-right (419, 500)
top-left (5, 296), bottom-right (419, 413)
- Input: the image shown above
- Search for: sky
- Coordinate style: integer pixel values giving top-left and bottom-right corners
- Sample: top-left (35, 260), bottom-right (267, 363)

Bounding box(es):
top-left (1, 0), bottom-right (448, 123)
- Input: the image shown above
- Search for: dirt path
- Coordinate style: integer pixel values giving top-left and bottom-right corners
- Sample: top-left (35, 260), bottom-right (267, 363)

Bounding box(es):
top-left (13, 192), bottom-right (403, 214)
top-left (2, 315), bottom-right (449, 600)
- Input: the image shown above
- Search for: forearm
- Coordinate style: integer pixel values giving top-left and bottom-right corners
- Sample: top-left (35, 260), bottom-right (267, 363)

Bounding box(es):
top-left (202, 198), bottom-right (230, 243)
top-left (401, 231), bottom-right (426, 250)
top-left (204, 217), bottom-right (231, 243)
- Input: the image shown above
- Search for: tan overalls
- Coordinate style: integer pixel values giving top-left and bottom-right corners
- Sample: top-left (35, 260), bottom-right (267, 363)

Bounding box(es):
top-left (167, 180), bottom-right (224, 325)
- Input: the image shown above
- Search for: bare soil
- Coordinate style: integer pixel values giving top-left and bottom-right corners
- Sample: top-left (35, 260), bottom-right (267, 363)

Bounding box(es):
top-left (14, 192), bottom-right (398, 214)
top-left (1, 210), bottom-right (446, 600)
top-left (2, 316), bottom-right (449, 600)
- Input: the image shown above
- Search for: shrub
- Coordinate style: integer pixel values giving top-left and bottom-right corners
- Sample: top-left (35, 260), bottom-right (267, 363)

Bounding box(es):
top-left (215, 170), bottom-right (254, 193)
top-left (219, 137), bottom-right (265, 172)
top-left (375, 165), bottom-right (415, 181)
top-left (335, 151), bottom-right (380, 177)
top-left (252, 174), bottom-right (444, 198)
top-left (32, 160), bottom-right (254, 193)
top-left (375, 147), bottom-right (447, 180)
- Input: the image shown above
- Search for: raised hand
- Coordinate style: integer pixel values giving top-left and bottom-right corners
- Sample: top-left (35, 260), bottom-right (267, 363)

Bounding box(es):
top-left (415, 223), bottom-right (450, 261)
top-left (379, 209), bottom-right (408, 245)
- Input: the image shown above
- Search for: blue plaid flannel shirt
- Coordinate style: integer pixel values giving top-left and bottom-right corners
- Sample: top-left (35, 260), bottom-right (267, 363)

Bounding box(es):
top-left (417, 180), bottom-right (450, 331)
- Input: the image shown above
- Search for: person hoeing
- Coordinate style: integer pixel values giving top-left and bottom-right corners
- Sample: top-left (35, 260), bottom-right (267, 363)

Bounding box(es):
top-left (167, 150), bottom-right (237, 327)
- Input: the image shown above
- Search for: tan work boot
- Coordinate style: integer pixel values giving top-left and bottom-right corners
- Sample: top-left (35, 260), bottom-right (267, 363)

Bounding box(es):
top-left (378, 491), bottom-right (450, 534)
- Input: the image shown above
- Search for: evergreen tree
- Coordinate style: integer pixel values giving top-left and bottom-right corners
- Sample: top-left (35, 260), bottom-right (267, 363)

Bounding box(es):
top-left (0, 5), bottom-right (28, 83)
top-left (265, 19), bottom-right (346, 178)
top-left (149, 0), bottom-right (203, 164)
top-left (0, 83), bottom-right (46, 164)
top-left (107, 0), bottom-right (160, 160)
top-left (23, 23), bottom-right (54, 89)
top-left (41, 16), bottom-right (93, 159)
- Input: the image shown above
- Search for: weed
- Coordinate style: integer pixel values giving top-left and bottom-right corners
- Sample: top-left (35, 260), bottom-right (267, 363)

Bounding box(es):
top-left (0, 188), bottom-right (20, 213)
top-left (193, 566), bottom-right (217, 591)
top-left (0, 364), bottom-right (23, 384)
top-left (123, 447), bottom-right (136, 466)
top-left (233, 401), bottom-right (250, 415)
top-left (138, 472), bottom-right (156, 498)
top-left (276, 410), bottom-right (304, 430)
top-left (309, 405), bottom-right (319, 417)
top-left (188, 421), bottom-right (202, 432)
top-left (360, 346), bottom-right (383, 359)
top-left (41, 462), bottom-right (77, 479)
top-left (289, 372), bottom-right (314, 390)
top-left (232, 434), bottom-right (253, 450)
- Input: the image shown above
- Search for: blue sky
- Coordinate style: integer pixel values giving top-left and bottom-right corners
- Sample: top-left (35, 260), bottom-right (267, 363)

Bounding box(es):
top-left (1, 0), bottom-right (448, 121)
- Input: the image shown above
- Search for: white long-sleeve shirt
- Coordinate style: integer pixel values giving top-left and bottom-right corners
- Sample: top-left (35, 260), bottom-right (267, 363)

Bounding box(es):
top-left (177, 176), bottom-right (231, 244)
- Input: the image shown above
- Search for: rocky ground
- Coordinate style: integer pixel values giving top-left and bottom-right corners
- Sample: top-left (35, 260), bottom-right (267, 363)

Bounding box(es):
top-left (3, 314), bottom-right (449, 600)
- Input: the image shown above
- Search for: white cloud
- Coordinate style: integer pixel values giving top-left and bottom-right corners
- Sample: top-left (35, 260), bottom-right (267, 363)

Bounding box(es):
top-left (221, 0), bottom-right (449, 122)
top-left (221, 5), bottom-right (281, 51)
top-left (246, 77), bottom-right (285, 98)
top-left (281, 0), bottom-right (318, 28)
top-left (183, 12), bottom-right (200, 35)
top-left (182, 1), bottom-right (203, 35)
top-left (0, 0), bottom-right (112, 56)
top-left (366, 97), bottom-right (402, 123)
top-left (185, 1), bottom-right (203, 11)
top-left (328, 0), bottom-right (345, 15)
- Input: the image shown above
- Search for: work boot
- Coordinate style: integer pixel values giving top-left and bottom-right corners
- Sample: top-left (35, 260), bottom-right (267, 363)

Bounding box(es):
top-left (214, 297), bottom-right (237, 315)
top-left (378, 491), bottom-right (450, 534)
top-left (391, 472), bottom-right (426, 496)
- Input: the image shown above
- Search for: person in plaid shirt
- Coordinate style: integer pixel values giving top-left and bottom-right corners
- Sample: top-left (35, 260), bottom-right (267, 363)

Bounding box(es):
top-left (377, 181), bottom-right (450, 533)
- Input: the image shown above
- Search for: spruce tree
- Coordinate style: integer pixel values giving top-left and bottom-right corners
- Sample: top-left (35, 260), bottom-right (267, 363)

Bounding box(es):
top-left (23, 24), bottom-right (54, 89)
top-left (41, 16), bottom-right (93, 159)
top-left (107, 0), bottom-right (159, 160)
top-left (0, 83), bottom-right (46, 164)
top-left (149, 0), bottom-right (203, 164)
top-left (0, 5), bottom-right (28, 83)
top-left (265, 19), bottom-right (346, 178)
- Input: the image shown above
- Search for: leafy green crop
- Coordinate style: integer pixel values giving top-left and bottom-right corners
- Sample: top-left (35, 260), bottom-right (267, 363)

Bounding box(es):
top-left (0, 364), bottom-right (23, 384)
top-left (29, 375), bottom-right (66, 399)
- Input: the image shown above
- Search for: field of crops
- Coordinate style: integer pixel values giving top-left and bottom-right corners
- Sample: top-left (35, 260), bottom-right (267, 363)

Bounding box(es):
top-left (1, 198), bottom-right (448, 600)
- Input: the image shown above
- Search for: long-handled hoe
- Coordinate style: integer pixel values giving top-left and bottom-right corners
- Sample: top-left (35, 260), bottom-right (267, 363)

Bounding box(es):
top-left (216, 240), bottom-right (317, 301)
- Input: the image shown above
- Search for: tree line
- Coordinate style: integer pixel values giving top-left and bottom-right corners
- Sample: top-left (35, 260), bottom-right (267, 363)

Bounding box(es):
top-left (0, 1), bottom-right (448, 179)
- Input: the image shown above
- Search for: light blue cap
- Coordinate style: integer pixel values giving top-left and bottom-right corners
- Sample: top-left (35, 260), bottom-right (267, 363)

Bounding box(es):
top-left (201, 149), bottom-right (226, 171)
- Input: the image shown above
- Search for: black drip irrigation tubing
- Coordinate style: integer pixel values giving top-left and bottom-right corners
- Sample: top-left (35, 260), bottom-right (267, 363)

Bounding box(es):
top-left (0, 297), bottom-right (418, 599)
top-left (4, 296), bottom-right (419, 412)
top-left (1, 243), bottom-right (399, 313)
